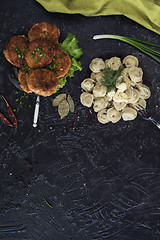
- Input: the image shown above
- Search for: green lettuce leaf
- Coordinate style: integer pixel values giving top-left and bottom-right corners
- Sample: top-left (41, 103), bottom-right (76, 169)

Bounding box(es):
top-left (53, 33), bottom-right (83, 93)
top-left (60, 33), bottom-right (83, 59)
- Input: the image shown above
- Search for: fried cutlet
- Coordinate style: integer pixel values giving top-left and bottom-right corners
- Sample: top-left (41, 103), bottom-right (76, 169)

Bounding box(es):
top-left (27, 69), bottom-right (59, 96)
top-left (4, 35), bottom-right (28, 67)
top-left (18, 63), bottom-right (33, 93)
top-left (28, 22), bottom-right (60, 45)
top-left (47, 48), bottom-right (71, 78)
top-left (25, 39), bottom-right (55, 69)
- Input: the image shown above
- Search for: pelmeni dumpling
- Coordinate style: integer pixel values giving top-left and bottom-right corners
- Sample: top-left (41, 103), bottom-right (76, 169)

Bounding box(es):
top-left (107, 107), bottom-right (121, 123)
top-left (107, 57), bottom-right (122, 71)
top-left (107, 89), bottom-right (116, 101)
top-left (121, 68), bottom-right (130, 77)
top-left (90, 72), bottom-right (97, 80)
top-left (105, 59), bottom-right (109, 68)
top-left (81, 54), bottom-right (151, 124)
top-left (123, 55), bottom-right (139, 68)
top-left (80, 92), bottom-right (94, 107)
top-left (113, 91), bottom-right (128, 103)
top-left (116, 76), bottom-right (126, 92)
top-left (113, 101), bottom-right (127, 111)
top-left (125, 87), bottom-right (139, 103)
top-left (130, 98), bottom-right (146, 110)
top-left (93, 96), bottom-right (108, 112)
top-left (89, 58), bottom-right (105, 73)
top-left (93, 84), bottom-right (107, 98)
top-left (97, 109), bottom-right (110, 124)
top-left (129, 66), bottom-right (143, 83)
top-left (136, 83), bottom-right (151, 99)
top-left (81, 78), bottom-right (95, 92)
top-left (122, 107), bottom-right (137, 121)
top-left (91, 71), bottom-right (104, 83)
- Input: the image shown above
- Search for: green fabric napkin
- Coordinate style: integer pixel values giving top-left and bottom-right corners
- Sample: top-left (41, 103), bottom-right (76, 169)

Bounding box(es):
top-left (36, 0), bottom-right (160, 35)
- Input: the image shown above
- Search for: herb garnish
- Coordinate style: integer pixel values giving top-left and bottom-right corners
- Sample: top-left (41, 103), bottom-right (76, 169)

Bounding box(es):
top-left (101, 66), bottom-right (124, 92)
top-left (14, 46), bottom-right (24, 58)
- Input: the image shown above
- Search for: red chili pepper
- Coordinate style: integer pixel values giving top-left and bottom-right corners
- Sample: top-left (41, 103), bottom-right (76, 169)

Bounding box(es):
top-left (0, 112), bottom-right (13, 127)
top-left (1, 95), bottom-right (18, 128)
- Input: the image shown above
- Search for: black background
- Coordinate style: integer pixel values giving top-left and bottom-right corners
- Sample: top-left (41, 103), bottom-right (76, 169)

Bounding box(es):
top-left (0, 0), bottom-right (160, 239)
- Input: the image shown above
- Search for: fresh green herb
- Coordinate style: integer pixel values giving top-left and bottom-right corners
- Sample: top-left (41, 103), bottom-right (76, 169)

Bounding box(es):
top-left (101, 66), bottom-right (124, 92)
top-left (60, 33), bottom-right (83, 59)
top-left (14, 67), bottom-right (18, 74)
top-left (30, 53), bottom-right (34, 58)
top-left (93, 34), bottom-right (160, 63)
top-left (25, 28), bottom-right (29, 33)
top-left (60, 68), bottom-right (63, 70)
top-left (36, 82), bottom-right (40, 87)
top-left (17, 53), bottom-right (24, 58)
top-left (43, 197), bottom-right (53, 208)
top-left (14, 47), bottom-right (24, 58)
top-left (35, 59), bottom-right (38, 63)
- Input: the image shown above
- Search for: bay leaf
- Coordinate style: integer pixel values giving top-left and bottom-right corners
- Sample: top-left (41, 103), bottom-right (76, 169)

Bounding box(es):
top-left (58, 99), bottom-right (70, 119)
top-left (67, 94), bottom-right (75, 112)
top-left (52, 94), bottom-right (66, 106)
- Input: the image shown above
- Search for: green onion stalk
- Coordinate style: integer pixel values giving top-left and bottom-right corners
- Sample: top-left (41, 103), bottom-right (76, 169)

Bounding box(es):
top-left (93, 34), bottom-right (160, 63)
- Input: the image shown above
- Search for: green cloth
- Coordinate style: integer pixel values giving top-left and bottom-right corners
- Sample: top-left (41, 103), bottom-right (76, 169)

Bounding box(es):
top-left (36, 0), bottom-right (160, 35)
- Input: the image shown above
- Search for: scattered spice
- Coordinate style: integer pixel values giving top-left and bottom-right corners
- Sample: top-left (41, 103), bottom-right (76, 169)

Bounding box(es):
top-left (0, 112), bottom-right (13, 127)
top-left (1, 95), bottom-right (18, 128)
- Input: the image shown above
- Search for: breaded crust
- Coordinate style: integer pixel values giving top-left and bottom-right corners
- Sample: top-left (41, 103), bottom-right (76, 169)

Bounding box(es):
top-left (28, 22), bottom-right (60, 45)
top-left (4, 35), bottom-right (27, 67)
top-left (27, 69), bottom-right (59, 96)
top-left (25, 39), bottom-right (54, 69)
top-left (18, 64), bottom-right (33, 93)
top-left (47, 48), bottom-right (71, 78)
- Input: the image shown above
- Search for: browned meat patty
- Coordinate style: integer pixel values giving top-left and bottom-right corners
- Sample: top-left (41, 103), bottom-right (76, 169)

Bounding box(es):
top-left (4, 35), bottom-right (28, 67)
top-left (25, 39), bottom-right (55, 69)
top-left (27, 69), bottom-right (59, 96)
top-left (28, 22), bottom-right (60, 45)
top-left (47, 48), bottom-right (71, 78)
top-left (18, 63), bottom-right (33, 93)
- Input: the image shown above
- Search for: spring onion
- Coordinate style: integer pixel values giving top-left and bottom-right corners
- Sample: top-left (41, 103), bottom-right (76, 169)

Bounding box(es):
top-left (93, 34), bottom-right (160, 63)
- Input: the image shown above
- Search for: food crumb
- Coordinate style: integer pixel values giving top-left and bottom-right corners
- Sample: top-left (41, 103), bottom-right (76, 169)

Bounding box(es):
top-left (10, 172), bottom-right (12, 176)
top-left (50, 126), bottom-right (52, 129)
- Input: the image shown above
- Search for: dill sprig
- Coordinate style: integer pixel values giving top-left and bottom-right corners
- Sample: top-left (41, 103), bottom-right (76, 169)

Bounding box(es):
top-left (101, 66), bottom-right (124, 91)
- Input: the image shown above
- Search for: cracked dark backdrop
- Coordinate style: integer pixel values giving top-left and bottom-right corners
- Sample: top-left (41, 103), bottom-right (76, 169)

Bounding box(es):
top-left (0, 0), bottom-right (160, 239)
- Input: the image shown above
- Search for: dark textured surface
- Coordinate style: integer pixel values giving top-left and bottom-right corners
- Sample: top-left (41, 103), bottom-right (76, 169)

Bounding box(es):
top-left (0, 0), bottom-right (160, 239)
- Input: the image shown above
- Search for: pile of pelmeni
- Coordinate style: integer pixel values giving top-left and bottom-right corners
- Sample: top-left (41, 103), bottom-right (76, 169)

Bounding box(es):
top-left (80, 55), bottom-right (151, 124)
